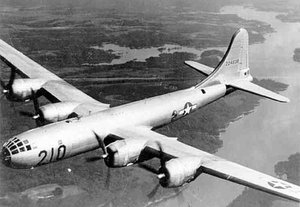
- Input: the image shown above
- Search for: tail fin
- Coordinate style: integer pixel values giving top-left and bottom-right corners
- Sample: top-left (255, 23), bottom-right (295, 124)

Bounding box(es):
top-left (198, 28), bottom-right (251, 87)
top-left (197, 28), bottom-right (289, 103)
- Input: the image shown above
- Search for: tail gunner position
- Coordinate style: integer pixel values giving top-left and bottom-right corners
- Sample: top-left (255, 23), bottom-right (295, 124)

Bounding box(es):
top-left (1, 29), bottom-right (299, 202)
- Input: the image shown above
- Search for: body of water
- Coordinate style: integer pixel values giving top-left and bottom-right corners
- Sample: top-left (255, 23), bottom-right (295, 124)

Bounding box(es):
top-left (84, 43), bottom-right (224, 66)
top-left (153, 6), bottom-right (300, 207)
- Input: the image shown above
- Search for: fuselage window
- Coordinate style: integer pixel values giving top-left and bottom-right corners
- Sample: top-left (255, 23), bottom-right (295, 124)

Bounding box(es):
top-left (26, 145), bottom-right (31, 151)
top-left (201, 89), bottom-right (206, 94)
top-left (12, 150), bottom-right (19, 155)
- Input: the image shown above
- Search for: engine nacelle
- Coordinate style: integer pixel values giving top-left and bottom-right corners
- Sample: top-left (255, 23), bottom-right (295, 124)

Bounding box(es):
top-left (105, 139), bottom-right (148, 167)
top-left (159, 157), bottom-right (203, 188)
top-left (39, 102), bottom-right (81, 122)
top-left (11, 79), bottom-right (46, 101)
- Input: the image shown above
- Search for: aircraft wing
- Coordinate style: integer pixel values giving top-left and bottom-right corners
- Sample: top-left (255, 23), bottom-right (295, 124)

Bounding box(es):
top-left (111, 127), bottom-right (300, 202)
top-left (0, 39), bottom-right (109, 111)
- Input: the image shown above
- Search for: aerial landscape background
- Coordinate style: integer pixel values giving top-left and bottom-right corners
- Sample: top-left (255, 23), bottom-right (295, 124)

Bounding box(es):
top-left (0, 0), bottom-right (299, 206)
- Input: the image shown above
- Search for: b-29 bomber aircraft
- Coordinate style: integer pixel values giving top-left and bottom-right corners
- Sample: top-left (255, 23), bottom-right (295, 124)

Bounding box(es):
top-left (0, 28), bottom-right (299, 202)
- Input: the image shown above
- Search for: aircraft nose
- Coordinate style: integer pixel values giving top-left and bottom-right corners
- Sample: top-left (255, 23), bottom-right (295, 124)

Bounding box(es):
top-left (1, 146), bottom-right (11, 167)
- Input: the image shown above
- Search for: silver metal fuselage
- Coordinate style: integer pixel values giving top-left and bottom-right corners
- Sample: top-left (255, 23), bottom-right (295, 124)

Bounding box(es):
top-left (3, 84), bottom-right (227, 168)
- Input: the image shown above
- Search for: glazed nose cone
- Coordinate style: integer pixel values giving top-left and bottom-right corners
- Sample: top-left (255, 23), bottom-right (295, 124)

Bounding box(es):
top-left (1, 147), bottom-right (11, 167)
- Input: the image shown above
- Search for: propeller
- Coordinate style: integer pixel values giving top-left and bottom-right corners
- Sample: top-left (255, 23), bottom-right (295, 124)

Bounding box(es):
top-left (85, 132), bottom-right (111, 190)
top-left (96, 133), bottom-right (108, 159)
top-left (138, 141), bottom-right (168, 184)
top-left (137, 163), bottom-right (162, 200)
top-left (138, 142), bottom-right (171, 201)
top-left (147, 183), bottom-right (160, 200)
top-left (19, 89), bottom-right (44, 126)
top-left (0, 67), bottom-right (16, 100)
top-left (138, 162), bottom-right (159, 174)
top-left (0, 93), bottom-right (5, 101)
top-left (156, 141), bottom-right (167, 180)
top-left (86, 132), bottom-right (108, 162)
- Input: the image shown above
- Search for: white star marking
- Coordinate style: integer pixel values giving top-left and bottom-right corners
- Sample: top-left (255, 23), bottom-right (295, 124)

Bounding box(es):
top-left (268, 180), bottom-right (292, 189)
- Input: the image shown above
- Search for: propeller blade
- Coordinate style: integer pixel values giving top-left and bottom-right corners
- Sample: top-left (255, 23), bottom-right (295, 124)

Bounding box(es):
top-left (86, 156), bottom-right (103, 162)
top-left (19, 110), bottom-right (35, 117)
top-left (29, 89), bottom-right (45, 127)
top-left (0, 78), bottom-right (6, 90)
top-left (7, 67), bottom-right (16, 89)
top-left (86, 132), bottom-right (108, 162)
top-left (147, 183), bottom-right (160, 200)
top-left (31, 89), bottom-right (39, 112)
top-left (153, 141), bottom-right (169, 181)
top-left (0, 78), bottom-right (10, 99)
top-left (0, 93), bottom-right (5, 101)
top-left (138, 163), bottom-right (159, 174)
top-left (155, 141), bottom-right (165, 168)
top-left (93, 132), bottom-right (108, 158)
top-left (138, 142), bottom-right (168, 182)
top-left (0, 67), bottom-right (16, 99)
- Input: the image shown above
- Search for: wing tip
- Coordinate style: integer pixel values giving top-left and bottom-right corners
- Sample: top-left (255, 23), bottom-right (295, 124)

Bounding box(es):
top-left (279, 96), bottom-right (290, 103)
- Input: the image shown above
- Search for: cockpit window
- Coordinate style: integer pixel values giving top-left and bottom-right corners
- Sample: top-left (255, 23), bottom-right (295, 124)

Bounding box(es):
top-left (5, 138), bottom-right (32, 155)
top-left (10, 145), bottom-right (17, 150)
top-left (7, 142), bottom-right (14, 148)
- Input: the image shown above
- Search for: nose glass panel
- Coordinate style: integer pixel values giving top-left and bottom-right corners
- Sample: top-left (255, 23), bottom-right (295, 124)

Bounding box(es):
top-left (1, 147), bottom-right (11, 166)
top-left (3, 138), bottom-right (32, 156)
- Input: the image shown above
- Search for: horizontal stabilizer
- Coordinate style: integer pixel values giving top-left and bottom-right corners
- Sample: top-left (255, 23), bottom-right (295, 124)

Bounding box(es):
top-left (228, 80), bottom-right (290, 103)
top-left (184, 61), bottom-right (214, 76)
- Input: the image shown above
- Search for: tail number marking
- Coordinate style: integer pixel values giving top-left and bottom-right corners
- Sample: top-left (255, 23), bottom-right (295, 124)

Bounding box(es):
top-left (225, 59), bottom-right (239, 66)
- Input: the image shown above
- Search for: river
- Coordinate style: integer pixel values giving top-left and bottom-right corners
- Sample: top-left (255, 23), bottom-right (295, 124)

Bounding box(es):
top-left (83, 44), bottom-right (223, 66)
top-left (152, 5), bottom-right (300, 207)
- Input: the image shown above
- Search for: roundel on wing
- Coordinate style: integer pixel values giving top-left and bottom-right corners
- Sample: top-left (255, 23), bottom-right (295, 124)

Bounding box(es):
top-left (268, 180), bottom-right (292, 189)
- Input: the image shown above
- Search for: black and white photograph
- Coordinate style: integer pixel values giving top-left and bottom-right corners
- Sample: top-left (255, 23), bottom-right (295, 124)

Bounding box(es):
top-left (0, 0), bottom-right (299, 206)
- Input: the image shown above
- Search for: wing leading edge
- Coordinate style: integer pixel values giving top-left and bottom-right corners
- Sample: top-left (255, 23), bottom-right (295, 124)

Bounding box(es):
top-left (111, 127), bottom-right (300, 202)
top-left (0, 39), bottom-right (109, 110)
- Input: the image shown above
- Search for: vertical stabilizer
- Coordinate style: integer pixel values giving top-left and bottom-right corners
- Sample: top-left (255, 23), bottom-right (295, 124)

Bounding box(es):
top-left (198, 28), bottom-right (252, 87)
top-left (196, 28), bottom-right (289, 103)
